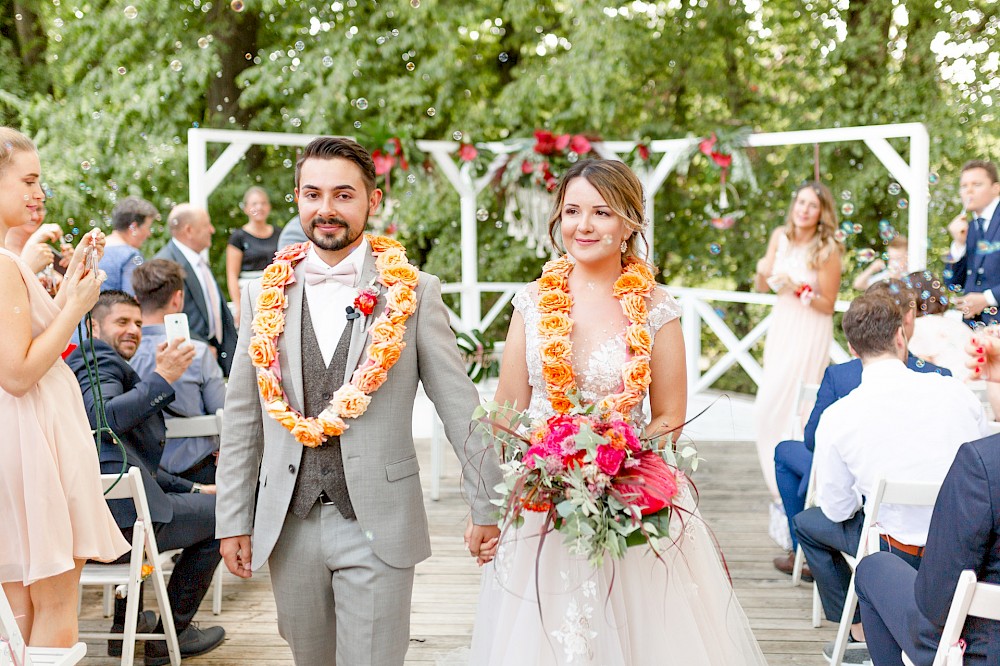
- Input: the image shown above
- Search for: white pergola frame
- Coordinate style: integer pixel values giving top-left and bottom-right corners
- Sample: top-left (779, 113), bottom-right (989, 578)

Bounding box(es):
top-left (189, 122), bottom-right (930, 331)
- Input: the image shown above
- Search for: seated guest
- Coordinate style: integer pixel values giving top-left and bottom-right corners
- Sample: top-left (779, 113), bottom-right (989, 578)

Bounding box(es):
top-left (130, 259), bottom-right (226, 485)
top-left (773, 280), bottom-right (950, 578)
top-left (904, 270), bottom-right (974, 379)
top-left (852, 234), bottom-right (908, 291)
top-left (793, 293), bottom-right (989, 662)
top-left (66, 291), bottom-right (225, 665)
top-left (100, 196), bottom-right (158, 294)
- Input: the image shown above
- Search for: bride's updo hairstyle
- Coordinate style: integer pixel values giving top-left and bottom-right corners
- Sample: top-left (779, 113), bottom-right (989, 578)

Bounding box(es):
top-left (546, 158), bottom-right (649, 265)
top-left (0, 127), bottom-right (36, 177)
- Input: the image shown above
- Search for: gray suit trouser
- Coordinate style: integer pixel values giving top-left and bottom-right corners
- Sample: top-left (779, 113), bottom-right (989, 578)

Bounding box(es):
top-left (269, 502), bottom-right (415, 666)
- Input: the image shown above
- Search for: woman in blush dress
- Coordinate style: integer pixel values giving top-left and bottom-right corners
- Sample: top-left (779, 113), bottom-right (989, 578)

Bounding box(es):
top-left (465, 159), bottom-right (768, 665)
top-left (753, 182), bottom-right (843, 539)
top-left (0, 128), bottom-right (129, 647)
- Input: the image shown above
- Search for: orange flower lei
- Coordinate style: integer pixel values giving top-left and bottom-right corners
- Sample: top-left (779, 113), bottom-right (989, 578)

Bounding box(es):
top-left (536, 255), bottom-right (656, 415)
top-left (251, 234), bottom-right (418, 448)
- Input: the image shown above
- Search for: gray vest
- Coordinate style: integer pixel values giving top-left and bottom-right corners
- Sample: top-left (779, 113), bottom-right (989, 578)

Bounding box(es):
top-left (288, 294), bottom-right (356, 520)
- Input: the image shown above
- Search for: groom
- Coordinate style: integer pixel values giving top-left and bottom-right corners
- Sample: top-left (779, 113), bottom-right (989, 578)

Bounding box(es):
top-left (215, 136), bottom-right (502, 665)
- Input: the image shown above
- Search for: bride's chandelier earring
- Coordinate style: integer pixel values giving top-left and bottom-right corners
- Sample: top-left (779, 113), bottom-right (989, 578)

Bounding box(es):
top-left (620, 239), bottom-right (628, 253)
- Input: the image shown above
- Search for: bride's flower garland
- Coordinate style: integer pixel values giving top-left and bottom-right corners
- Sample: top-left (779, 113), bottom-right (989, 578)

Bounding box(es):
top-left (536, 255), bottom-right (655, 415)
top-left (249, 235), bottom-right (418, 448)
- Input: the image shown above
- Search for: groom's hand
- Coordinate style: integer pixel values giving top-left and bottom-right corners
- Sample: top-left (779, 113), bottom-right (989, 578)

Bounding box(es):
top-left (465, 523), bottom-right (501, 565)
top-left (221, 535), bottom-right (253, 578)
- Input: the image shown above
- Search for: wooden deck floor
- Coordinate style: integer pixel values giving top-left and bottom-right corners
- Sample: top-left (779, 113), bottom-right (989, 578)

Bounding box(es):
top-left (78, 438), bottom-right (838, 665)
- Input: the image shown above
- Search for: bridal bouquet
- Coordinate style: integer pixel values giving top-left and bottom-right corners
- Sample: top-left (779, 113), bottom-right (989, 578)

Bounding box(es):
top-left (475, 396), bottom-right (698, 567)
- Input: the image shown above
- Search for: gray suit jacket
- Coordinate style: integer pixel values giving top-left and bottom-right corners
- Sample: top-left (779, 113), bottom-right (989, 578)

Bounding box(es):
top-left (215, 245), bottom-right (501, 569)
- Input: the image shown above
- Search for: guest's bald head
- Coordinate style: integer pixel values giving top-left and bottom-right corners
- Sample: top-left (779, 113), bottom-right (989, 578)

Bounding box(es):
top-left (167, 203), bottom-right (214, 253)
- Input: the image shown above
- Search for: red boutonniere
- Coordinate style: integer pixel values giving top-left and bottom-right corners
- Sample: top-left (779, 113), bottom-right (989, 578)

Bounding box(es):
top-left (794, 283), bottom-right (816, 306)
top-left (354, 287), bottom-right (379, 317)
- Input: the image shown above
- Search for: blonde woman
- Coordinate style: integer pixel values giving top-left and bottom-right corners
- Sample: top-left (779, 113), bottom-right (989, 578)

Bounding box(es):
top-left (225, 186), bottom-right (278, 319)
top-left (754, 181), bottom-right (843, 528)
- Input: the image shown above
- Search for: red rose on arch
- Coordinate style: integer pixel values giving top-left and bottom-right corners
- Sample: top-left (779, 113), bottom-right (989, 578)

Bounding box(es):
top-left (710, 151), bottom-right (732, 169)
top-left (636, 143), bottom-right (650, 161)
top-left (458, 143), bottom-right (478, 162)
top-left (698, 133), bottom-right (717, 156)
top-left (533, 130), bottom-right (558, 155)
top-left (372, 150), bottom-right (396, 176)
top-left (569, 134), bottom-right (592, 155)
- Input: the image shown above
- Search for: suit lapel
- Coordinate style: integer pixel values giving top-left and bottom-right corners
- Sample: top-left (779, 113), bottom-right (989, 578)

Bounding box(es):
top-left (282, 264), bottom-right (305, 412)
top-left (169, 243), bottom-right (210, 320)
top-left (343, 248), bottom-right (379, 384)
top-left (986, 206), bottom-right (1000, 245)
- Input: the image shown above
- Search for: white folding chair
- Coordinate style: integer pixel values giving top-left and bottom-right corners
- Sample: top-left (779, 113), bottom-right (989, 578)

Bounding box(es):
top-left (1, 585), bottom-right (85, 666)
top-left (160, 410), bottom-right (226, 615)
top-left (903, 570), bottom-right (1000, 666)
top-left (829, 477), bottom-right (942, 666)
top-left (788, 382), bottom-right (822, 627)
top-left (79, 468), bottom-right (181, 666)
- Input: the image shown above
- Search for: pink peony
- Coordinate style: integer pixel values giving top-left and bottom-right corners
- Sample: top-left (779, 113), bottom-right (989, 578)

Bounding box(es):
top-left (595, 444), bottom-right (626, 476)
top-left (608, 420), bottom-right (642, 452)
top-left (541, 415), bottom-right (580, 454)
top-left (569, 134), bottom-right (592, 155)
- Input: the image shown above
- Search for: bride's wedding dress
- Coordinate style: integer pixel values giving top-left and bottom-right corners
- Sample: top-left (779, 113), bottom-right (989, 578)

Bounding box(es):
top-left (465, 285), bottom-right (768, 665)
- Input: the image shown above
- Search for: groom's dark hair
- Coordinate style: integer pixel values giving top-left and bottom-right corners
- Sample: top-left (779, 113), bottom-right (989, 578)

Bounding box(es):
top-left (294, 137), bottom-right (377, 193)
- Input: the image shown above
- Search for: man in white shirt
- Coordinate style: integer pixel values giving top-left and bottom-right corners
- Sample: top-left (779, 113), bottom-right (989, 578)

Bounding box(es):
top-left (794, 292), bottom-right (990, 661)
top-left (945, 160), bottom-right (1000, 325)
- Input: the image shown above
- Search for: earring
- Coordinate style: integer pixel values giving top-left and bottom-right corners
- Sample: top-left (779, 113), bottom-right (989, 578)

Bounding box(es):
top-left (620, 239), bottom-right (628, 253)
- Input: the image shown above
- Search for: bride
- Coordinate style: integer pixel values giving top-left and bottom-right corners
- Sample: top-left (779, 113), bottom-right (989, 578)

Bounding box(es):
top-left (465, 159), bottom-right (767, 665)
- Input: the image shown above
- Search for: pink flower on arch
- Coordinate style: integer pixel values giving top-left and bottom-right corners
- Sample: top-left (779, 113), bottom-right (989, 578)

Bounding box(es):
top-left (569, 134), bottom-right (592, 155)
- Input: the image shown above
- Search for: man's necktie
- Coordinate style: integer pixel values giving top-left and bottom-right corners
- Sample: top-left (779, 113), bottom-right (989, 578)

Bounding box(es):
top-left (198, 258), bottom-right (224, 343)
top-left (975, 216), bottom-right (987, 237)
top-left (303, 261), bottom-right (357, 287)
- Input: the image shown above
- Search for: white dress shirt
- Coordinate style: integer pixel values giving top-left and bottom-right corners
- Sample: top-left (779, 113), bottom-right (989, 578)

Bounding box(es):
top-left (303, 238), bottom-right (369, 366)
top-left (814, 358), bottom-right (990, 546)
top-left (172, 239), bottom-right (221, 336)
top-left (949, 197), bottom-right (1000, 306)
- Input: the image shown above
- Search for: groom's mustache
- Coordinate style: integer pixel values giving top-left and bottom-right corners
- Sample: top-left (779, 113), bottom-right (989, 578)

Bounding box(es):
top-left (310, 215), bottom-right (349, 230)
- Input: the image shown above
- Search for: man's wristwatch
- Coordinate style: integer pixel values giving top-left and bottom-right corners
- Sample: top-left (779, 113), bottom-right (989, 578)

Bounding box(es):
top-left (191, 483), bottom-right (202, 494)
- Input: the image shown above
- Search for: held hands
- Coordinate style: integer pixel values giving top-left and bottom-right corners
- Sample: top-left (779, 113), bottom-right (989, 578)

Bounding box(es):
top-left (220, 535), bottom-right (253, 579)
top-left (948, 213), bottom-right (969, 244)
top-left (465, 518), bottom-right (500, 566)
top-left (155, 338), bottom-right (195, 383)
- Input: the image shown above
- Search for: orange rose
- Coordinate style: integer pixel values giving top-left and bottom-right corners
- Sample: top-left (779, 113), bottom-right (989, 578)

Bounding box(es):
top-left (622, 358), bottom-right (652, 392)
top-left (291, 418), bottom-right (326, 448)
top-left (252, 309), bottom-right (285, 337)
top-left (550, 393), bottom-right (572, 414)
top-left (248, 336), bottom-right (277, 368)
top-left (536, 291), bottom-right (572, 314)
top-left (538, 313), bottom-right (572, 338)
top-left (368, 234), bottom-right (405, 253)
top-left (331, 385), bottom-right (372, 418)
top-left (261, 261), bottom-right (295, 288)
top-left (256, 370), bottom-right (283, 402)
top-left (625, 324), bottom-right (652, 357)
top-left (375, 247), bottom-right (407, 271)
top-left (613, 273), bottom-right (651, 298)
top-left (370, 317), bottom-right (404, 345)
top-left (274, 242), bottom-right (309, 262)
top-left (600, 393), bottom-right (640, 416)
top-left (542, 359), bottom-right (575, 392)
top-left (381, 264), bottom-right (419, 289)
top-left (537, 273), bottom-right (566, 292)
top-left (266, 405), bottom-right (299, 429)
top-left (317, 410), bottom-right (347, 436)
top-left (542, 256), bottom-right (573, 276)
top-left (256, 286), bottom-right (288, 311)
top-left (352, 363), bottom-right (389, 394)
top-left (619, 293), bottom-right (648, 324)
top-left (539, 337), bottom-right (572, 365)
top-left (386, 282), bottom-right (417, 315)
top-left (367, 340), bottom-right (403, 368)
top-left (625, 259), bottom-right (656, 282)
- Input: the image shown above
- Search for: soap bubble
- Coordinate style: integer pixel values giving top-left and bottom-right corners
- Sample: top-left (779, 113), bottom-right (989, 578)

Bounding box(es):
top-left (231, 0), bottom-right (245, 11)
top-left (123, 5), bottom-right (138, 19)
top-left (887, 182), bottom-right (901, 196)
top-left (476, 209), bottom-right (489, 222)
top-left (169, 60), bottom-right (183, 72)
top-left (841, 203), bottom-right (855, 216)
top-left (355, 97), bottom-right (369, 110)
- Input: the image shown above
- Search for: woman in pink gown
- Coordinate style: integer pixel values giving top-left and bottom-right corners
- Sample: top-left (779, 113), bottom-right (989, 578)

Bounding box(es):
top-left (0, 128), bottom-right (129, 647)
top-left (753, 182), bottom-right (843, 524)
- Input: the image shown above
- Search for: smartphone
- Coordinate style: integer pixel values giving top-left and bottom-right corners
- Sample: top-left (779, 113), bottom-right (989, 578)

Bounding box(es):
top-left (49, 247), bottom-right (67, 276)
top-left (164, 313), bottom-right (192, 347)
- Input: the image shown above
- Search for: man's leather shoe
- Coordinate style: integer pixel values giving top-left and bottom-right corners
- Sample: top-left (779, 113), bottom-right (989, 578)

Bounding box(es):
top-left (107, 609), bottom-right (157, 657)
top-left (773, 552), bottom-right (814, 582)
top-left (144, 624), bottom-right (225, 666)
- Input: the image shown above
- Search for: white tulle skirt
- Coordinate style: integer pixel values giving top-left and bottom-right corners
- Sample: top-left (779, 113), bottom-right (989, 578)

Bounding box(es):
top-left (463, 489), bottom-right (768, 665)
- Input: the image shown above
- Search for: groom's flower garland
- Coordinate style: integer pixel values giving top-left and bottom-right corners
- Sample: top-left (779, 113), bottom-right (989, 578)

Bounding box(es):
top-left (536, 255), bottom-right (655, 415)
top-left (249, 235), bottom-right (418, 448)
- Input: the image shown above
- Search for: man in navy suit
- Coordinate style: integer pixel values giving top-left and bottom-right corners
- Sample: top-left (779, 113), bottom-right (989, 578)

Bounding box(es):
top-left (154, 204), bottom-right (237, 376)
top-left (946, 160), bottom-right (1000, 326)
top-left (773, 281), bottom-right (951, 578)
top-left (855, 437), bottom-right (1000, 665)
top-left (66, 291), bottom-right (225, 665)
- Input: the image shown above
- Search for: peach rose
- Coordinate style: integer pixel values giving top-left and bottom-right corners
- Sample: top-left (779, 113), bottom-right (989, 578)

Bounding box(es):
top-left (352, 363), bottom-right (389, 394)
top-left (266, 404), bottom-right (298, 429)
top-left (550, 393), bottom-right (573, 414)
top-left (625, 324), bottom-right (652, 357)
top-left (256, 287), bottom-right (288, 311)
top-left (539, 337), bottom-right (572, 365)
top-left (613, 273), bottom-right (651, 298)
top-left (619, 294), bottom-right (648, 324)
top-left (331, 385), bottom-right (372, 419)
top-left (538, 313), bottom-right (572, 338)
top-left (625, 259), bottom-right (656, 283)
top-left (291, 417), bottom-right (326, 448)
top-left (386, 282), bottom-right (417, 315)
top-left (261, 261), bottom-right (295, 288)
top-left (536, 291), bottom-right (572, 314)
top-left (368, 234), bottom-right (404, 253)
top-left (622, 358), bottom-right (652, 392)
top-left (375, 248), bottom-right (407, 271)
top-left (252, 309), bottom-right (285, 337)
top-left (317, 410), bottom-right (347, 436)
top-left (381, 264), bottom-right (419, 289)
top-left (257, 370), bottom-right (283, 402)
top-left (600, 393), bottom-right (640, 416)
top-left (542, 256), bottom-right (573, 276)
top-left (248, 336), bottom-right (277, 369)
top-left (370, 318), bottom-right (404, 345)
top-left (542, 359), bottom-right (575, 393)
top-left (273, 242), bottom-right (309, 262)
top-left (367, 340), bottom-right (403, 368)
top-left (537, 273), bottom-right (566, 292)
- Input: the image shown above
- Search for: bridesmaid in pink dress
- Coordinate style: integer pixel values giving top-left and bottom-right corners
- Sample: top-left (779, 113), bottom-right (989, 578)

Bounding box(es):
top-left (0, 128), bottom-right (129, 647)
top-left (753, 182), bottom-right (843, 508)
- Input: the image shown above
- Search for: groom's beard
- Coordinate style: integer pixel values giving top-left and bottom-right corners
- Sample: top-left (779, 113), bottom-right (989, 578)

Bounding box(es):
top-left (305, 213), bottom-right (366, 251)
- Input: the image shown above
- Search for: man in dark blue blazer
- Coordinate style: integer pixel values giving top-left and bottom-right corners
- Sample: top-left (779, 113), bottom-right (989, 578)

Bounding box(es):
top-left (154, 204), bottom-right (237, 376)
top-left (67, 291), bottom-right (225, 665)
top-left (946, 160), bottom-right (1000, 326)
top-left (773, 280), bottom-right (951, 577)
top-left (855, 436), bottom-right (1000, 665)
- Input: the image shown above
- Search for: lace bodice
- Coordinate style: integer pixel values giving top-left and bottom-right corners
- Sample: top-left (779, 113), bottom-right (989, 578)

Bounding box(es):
top-left (774, 232), bottom-right (819, 289)
top-left (514, 283), bottom-right (681, 424)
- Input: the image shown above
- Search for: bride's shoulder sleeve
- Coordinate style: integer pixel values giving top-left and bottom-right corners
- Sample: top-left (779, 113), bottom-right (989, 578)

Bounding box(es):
top-left (511, 281), bottom-right (539, 316)
top-left (648, 285), bottom-right (682, 334)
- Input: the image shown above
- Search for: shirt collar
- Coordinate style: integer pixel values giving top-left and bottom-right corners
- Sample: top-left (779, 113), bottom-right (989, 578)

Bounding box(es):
top-left (976, 197), bottom-right (1000, 225)
top-left (860, 357), bottom-right (907, 380)
top-left (304, 237), bottom-right (369, 289)
top-left (172, 238), bottom-right (210, 266)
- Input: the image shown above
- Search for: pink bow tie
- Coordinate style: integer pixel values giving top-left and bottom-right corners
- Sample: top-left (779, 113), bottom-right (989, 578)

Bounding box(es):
top-left (303, 261), bottom-right (357, 287)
